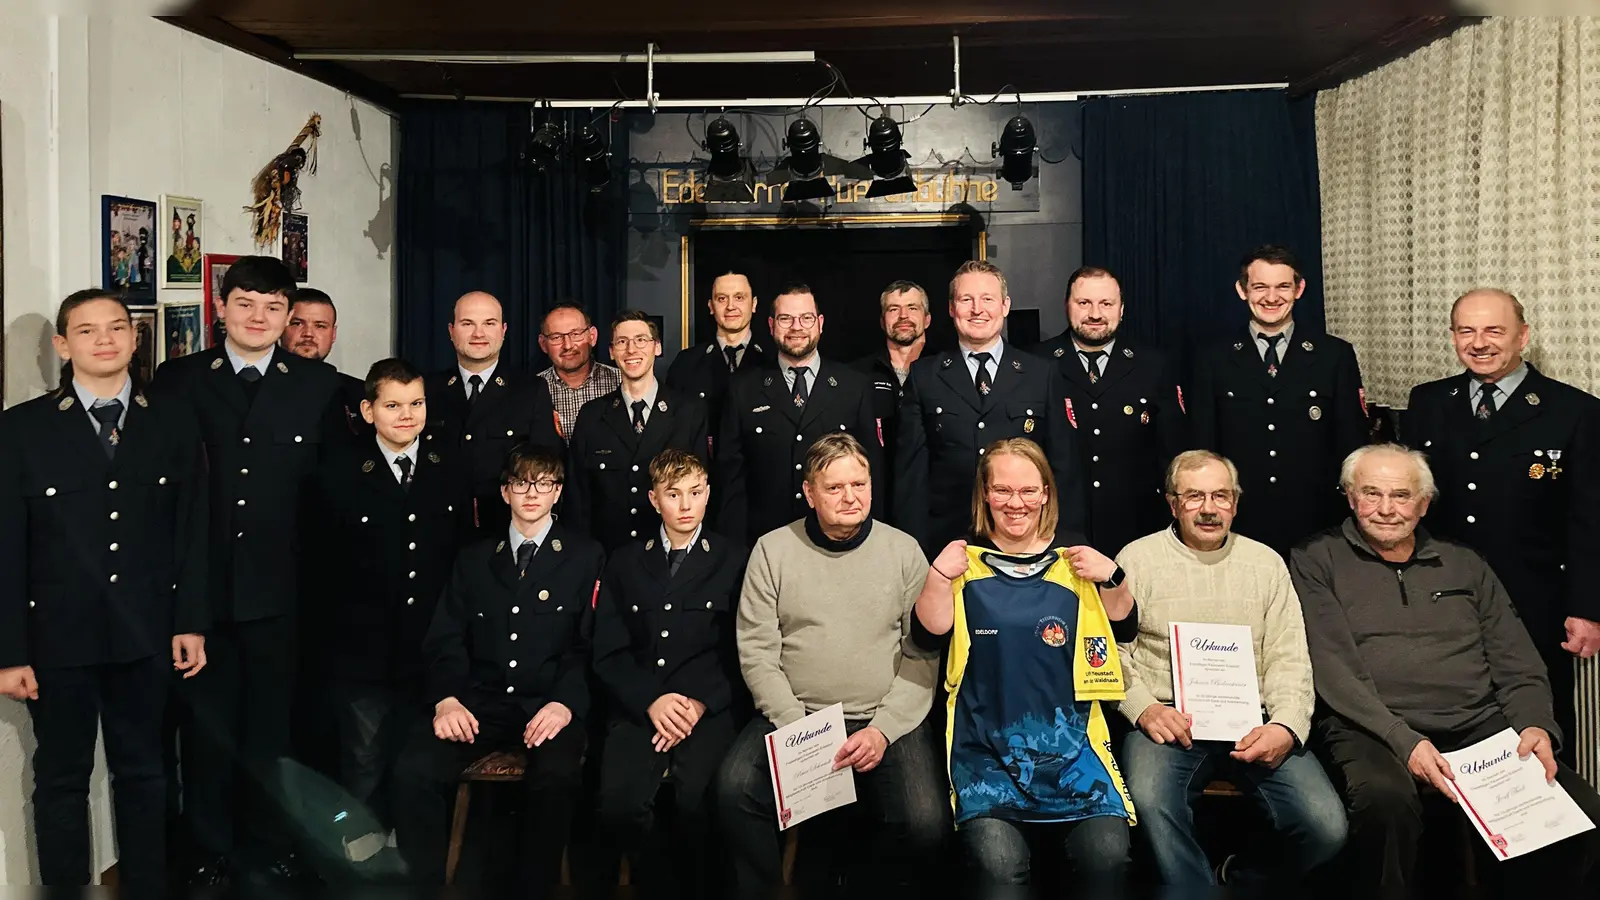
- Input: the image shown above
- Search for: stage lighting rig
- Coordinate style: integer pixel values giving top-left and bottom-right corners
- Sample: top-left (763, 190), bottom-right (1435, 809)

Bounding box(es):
top-left (774, 117), bottom-right (872, 202)
top-left (854, 115), bottom-right (916, 199)
top-left (994, 114), bottom-right (1037, 189)
top-left (702, 116), bottom-right (755, 202)
top-left (527, 119), bottom-right (565, 172)
top-left (574, 122), bottom-right (611, 190)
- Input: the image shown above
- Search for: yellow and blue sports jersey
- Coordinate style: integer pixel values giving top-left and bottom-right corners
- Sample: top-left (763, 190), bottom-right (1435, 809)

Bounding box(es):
top-left (944, 544), bottom-right (1136, 826)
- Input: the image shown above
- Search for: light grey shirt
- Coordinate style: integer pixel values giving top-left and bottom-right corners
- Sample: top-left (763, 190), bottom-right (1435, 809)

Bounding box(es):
top-left (780, 354), bottom-right (820, 395)
top-left (1075, 338), bottom-right (1116, 377)
top-left (960, 337), bottom-right (1005, 386)
top-left (621, 378), bottom-right (661, 427)
top-left (1470, 362), bottom-right (1529, 413)
top-left (378, 437), bottom-right (420, 485)
top-left (1250, 321), bottom-right (1295, 363)
top-left (459, 361), bottom-right (499, 399)
top-left (73, 376), bottom-right (133, 431)
top-left (226, 343), bottom-right (274, 378)
top-left (509, 516), bottom-right (555, 559)
top-left (659, 523), bottom-right (704, 554)
top-left (716, 333), bottom-right (752, 368)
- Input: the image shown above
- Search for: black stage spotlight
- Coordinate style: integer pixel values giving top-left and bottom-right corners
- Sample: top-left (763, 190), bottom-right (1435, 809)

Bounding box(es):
top-left (574, 122), bottom-right (611, 190)
top-left (994, 114), bottom-right (1037, 189)
top-left (854, 115), bottom-right (916, 198)
top-left (779, 118), bottom-right (834, 202)
top-left (528, 119), bottom-right (564, 171)
top-left (702, 116), bottom-right (755, 202)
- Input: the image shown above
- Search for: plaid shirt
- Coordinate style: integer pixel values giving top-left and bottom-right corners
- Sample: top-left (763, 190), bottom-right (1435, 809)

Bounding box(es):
top-left (540, 362), bottom-right (621, 441)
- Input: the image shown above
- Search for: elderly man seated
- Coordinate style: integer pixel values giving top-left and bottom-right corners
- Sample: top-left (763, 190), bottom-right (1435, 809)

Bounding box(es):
top-left (1292, 443), bottom-right (1600, 889)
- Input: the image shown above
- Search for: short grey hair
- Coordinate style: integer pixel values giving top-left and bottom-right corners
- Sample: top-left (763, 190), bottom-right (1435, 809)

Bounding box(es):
top-left (1164, 450), bottom-right (1242, 496)
top-left (1340, 443), bottom-right (1438, 500)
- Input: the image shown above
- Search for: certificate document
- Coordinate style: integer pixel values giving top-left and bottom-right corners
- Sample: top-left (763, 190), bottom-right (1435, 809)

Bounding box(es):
top-left (766, 703), bottom-right (857, 830)
top-left (1441, 728), bottom-right (1596, 860)
top-left (1168, 622), bottom-right (1264, 742)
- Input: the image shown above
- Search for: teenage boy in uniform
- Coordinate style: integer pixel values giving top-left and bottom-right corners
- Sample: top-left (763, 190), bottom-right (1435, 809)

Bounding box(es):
top-left (390, 444), bottom-right (602, 892)
top-left (592, 449), bottom-right (747, 892)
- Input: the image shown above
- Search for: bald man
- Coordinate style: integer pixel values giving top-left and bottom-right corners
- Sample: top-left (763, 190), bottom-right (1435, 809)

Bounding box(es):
top-left (425, 292), bottom-right (563, 537)
top-left (1402, 288), bottom-right (1600, 767)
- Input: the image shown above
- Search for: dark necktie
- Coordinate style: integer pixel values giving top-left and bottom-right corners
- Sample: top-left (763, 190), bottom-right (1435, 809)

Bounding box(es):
top-left (631, 399), bottom-right (647, 434)
top-left (467, 374), bottom-right (483, 404)
top-left (790, 366), bottom-right (810, 408)
top-left (971, 352), bottom-right (994, 397)
top-left (90, 401), bottom-right (124, 459)
top-left (395, 455), bottom-right (413, 490)
top-left (668, 547), bottom-right (688, 576)
top-left (1262, 334), bottom-right (1283, 378)
top-left (516, 540), bottom-right (536, 575)
top-left (724, 345), bottom-right (743, 373)
top-left (238, 365), bottom-right (262, 403)
top-left (1080, 350), bottom-right (1106, 384)
top-left (1476, 383), bottom-right (1499, 420)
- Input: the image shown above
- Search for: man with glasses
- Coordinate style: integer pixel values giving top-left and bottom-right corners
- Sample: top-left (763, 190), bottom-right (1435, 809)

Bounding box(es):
top-left (895, 259), bottom-right (1083, 559)
top-left (566, 310), bottom-right (710, 551)
top-left (1115, 450), bottom-right (1346, 886)
top-left (538, 301), bottom-right (621, 441)
top-left (854, 280), bottom-right (933, 522)
top-left (426, 291), bottom-right (562, 538)
top-left (666, 269), bottom-right (772, 448)
top-left (713, 282), bottom-right (881, 546)
top-left (391, 443), bottom-right (601, 891)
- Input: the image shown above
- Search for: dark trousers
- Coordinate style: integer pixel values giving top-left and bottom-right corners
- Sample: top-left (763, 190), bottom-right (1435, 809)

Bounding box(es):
top-left (181, 615), bottom-right (297, 861)
top-left (596, 711), bottom-right (736, 891)
top-left (714, 716), bottom-right (949, 888)
top-left (1315, 712), bottom-right (1600, 889)
top-left (390, 698), bottom-right (586, 889)
top-left (29, 655), bottom-right (168, 895)
top-left (957, 814), bottom-right (1129, 887)
top-left (333, 680), bottom-right (417, 823)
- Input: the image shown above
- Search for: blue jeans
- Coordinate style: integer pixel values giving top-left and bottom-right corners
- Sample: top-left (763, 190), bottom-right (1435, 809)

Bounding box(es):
top-left (958, 814), bottom-right (1129, 887)
top-left (1121, 730), bottom-right (1347, 884)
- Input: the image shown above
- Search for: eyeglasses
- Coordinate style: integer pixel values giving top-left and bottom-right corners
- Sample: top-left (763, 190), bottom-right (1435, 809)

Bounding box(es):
top-left (610, 335), bottom-right (657, 351)
top-left (1354, 488), bottom-right (1420, 507)
top-left (773, 313), bottom-right (818, 330)
top-left (1171, 490), bottom-right (1236, 510)
top-left (542, 329), bottom-right (589, 345)
top-left (988, 486), bottom-right (1046, 505)
top-left (507, 478), bottom-right (562, 495)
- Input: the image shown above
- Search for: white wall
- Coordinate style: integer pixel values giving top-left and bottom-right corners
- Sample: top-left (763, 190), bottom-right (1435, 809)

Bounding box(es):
top-left (0, 10), bottom-right (398, 883)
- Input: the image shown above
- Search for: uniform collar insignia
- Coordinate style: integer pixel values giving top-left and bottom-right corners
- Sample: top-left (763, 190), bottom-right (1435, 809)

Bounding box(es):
top-left (1449, 388), bottom-right (1459, 397)
top-left (495, 541), bottom-right (507, 553)
top-left (611, 397), bottom-right (620, 408)
top-left (1526, 392), bottom-right (1541, 406)
top-left (428, 452), bottom-right (441, 463)
top-left (362, 460), bottom-right (376, 472)
top-left (276, 361), bottom-right (289, 374)
top-left (1123, 347), bottom-right (1134, 358)
top-left (1232, 342), bottom-right (1244, 351)
top-left (447, 375), bottom-right (458, 387)
top-left (134, 393), bottom-right (149, 408)
top-left (941, 356), bottom-right (953, 368)
top-left (645, 539), bottom-right (655, 550)
top-left (763, 375), bottom-right (773, 386)
top-left (751, 344), bottom-right (765, 353)
top-left (700, 538), bottom-right (711, 552)
top-left (1052, 347), bottom-right (1064, 358)
top-left (826, 376), bottom-right (838, 387)
top-left (551, 538), bottom-right (562, 552)
top-left (704, 344), bottom-right (715, 354)
top-left (658, 400), bottom-right (668, 412)
top-left (1301, 340), bottom-right (1314, 352)
top-left (210, 358), bottom-right (225, 370)
top-left (495, 376), bottom-right (506, 387)
top-left (1011, 359), bottom-right (1022, 371)
top-left (57, 396), bottom-right (75, 411)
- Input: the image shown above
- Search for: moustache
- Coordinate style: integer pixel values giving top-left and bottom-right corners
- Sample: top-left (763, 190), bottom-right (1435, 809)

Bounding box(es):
top-left (1193, 512), bottom-right (1224, 526)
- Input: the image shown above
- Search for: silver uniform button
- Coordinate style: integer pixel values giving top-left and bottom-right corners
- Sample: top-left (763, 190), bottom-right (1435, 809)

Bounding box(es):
top-left (506, 686), bottom-right (514, 693)
top-left (407, 598), bottom-right (415, 605)
top-left (1266, 398), bottom-right (1275, 405)
top-left (512, 606), bottom-right (520, 614)
top-left (237, 499), bottom-right (246, 506)
top-left (795, 434), bottom-right (803, 442)
top-left (1092, 456), bottom-right (1099, 462)
top-left (539, 590), bottom-right (550, 600)
top-left (408, 542), bottom-right (416, 550)
top-left (240, 468), bottom-right (248, 475)
top-left (109, 512), bottom-right (118, 520)
top-left (409, 571), bottom-right (417, 579)
top-left (109, 481), bottom-right (118, 490)
top-left (1091, 403), bottom-right (1099, 410)
top-left (1466, 515), bottom-right (1476, 524)
top-left (408, 514), bottom-right (417, 522)
top-left (465, 434), bottom-right (473, 441)
top-left (660, 630), bottom-right (669, 638)
top-left (631, 530), bottom-right (638, 537)
top-left (294, 436), bottom-right (303, 443)
top-left (1093, 429), bottom-right (1101, 435)
top-left (509, 660), bottom-right (517, 667)
top-left (109, 543), bottom-right (119, 551)
top-left (1267, 424), bottom-right (1276, 431)
top-left (664, 604), bottom-right (672, 611)
top-left (243, 437), bottom-right (251, 444)
top-left (795, 464), bottom-right (802, 470)
top-left (978, 422), bottom-right (985, 429)
top-left (506, 430), bottom-right (514, 437)
top-left (706, 602), bottom-right (713, 609)
top-left (630, 508), bottom-right (637, 515)
top-left (1269, 450), bottom-right (1277, 457)
top-left (361, 516), bottom-right (369, 523)
top-left (755, 427), bottom-right (762, 434)
top-left (109, 574), bottom-right (118, 584)
top-left (1468, 483), bottom-right (1476, 490)
top-left (794, 493), bottom-right (801, 500)
top-left (632, 465), bottom-right (639, 472)
top-left (1093, 481), bottom-right (1100, 488)
top-left (656, 659), bottom-right (665, 667)
top-left (510, 633), bottom-right (518, 641)
top-left (46, 488), bottom-right (57, 497)
top-left (1470, 452), bottom-right (1479, 460)
top-left (158, 477), bottom-right (167, 485)
top-left (1269, 476), bottom-right (1278, 484)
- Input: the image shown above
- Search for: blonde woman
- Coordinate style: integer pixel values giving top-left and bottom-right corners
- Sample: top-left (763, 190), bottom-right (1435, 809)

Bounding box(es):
top-left (913, 438), bottom-right (1137, 886)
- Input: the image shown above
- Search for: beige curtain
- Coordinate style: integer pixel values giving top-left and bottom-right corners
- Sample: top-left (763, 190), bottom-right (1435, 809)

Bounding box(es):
top-left (1317, 16), bottom-right (1600, 408)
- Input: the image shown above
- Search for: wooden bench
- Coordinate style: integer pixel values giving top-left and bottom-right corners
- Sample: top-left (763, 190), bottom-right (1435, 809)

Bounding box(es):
top-left (445, 750), bottom-right (575, 886)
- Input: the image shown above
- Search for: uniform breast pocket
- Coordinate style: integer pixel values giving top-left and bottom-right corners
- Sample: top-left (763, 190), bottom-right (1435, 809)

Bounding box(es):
top-left (24, 472), bottom-right (87, 503)
top-left (1007, 399), bottom-right (1045, 439)
top-left (1514, 448), bottom-right (1566, 488)
top-left (275, 429), bottom-right (321, 465)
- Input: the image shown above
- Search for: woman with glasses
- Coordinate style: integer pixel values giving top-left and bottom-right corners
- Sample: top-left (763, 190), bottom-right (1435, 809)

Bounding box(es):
top-left (912, 437), bottom-right (1139, 887)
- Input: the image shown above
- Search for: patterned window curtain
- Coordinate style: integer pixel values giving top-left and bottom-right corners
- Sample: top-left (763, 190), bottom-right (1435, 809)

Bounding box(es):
top-left (1318, 16), bottom-right (1600, 789)
top-left (1317, 17), bottom-right (1600, 407)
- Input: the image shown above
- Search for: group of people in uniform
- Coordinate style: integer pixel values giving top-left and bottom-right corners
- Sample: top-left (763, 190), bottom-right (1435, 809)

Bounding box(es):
top-left (1, 243), bottom-right (1596, 893)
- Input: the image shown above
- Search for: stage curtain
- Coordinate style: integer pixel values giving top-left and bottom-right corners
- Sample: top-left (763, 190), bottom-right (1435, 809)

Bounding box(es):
top-left (397, 103), bottom-right (629, 373)
top-left (1082, 89), bottom-right (1324, 380)
top-left (1318, 16), bottom-right (1600, 407)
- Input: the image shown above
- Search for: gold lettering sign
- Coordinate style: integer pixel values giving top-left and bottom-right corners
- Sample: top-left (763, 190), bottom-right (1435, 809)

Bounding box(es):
top-left (658, 169), bottom-right (1013, 205)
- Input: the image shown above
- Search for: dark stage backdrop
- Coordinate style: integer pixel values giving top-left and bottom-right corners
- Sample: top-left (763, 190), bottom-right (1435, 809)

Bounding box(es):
top-left (1082, 89), bottom-right (1323, 379)
top-left (397, 103), bottom-right (630, 374)
top-left (691, 227), bottom-right (972, 364)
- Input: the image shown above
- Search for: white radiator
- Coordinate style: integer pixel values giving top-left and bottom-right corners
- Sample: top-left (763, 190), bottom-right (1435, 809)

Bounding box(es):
top-left (1577, 656), bottom-right (1600, 789)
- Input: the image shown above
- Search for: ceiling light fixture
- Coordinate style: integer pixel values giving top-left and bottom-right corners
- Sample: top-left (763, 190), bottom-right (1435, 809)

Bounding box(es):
top-left (994, 115), bottom-right (1037, 189)
top-left (856, 115), bottom-right (916, 199)
top-left (527, 119), bottom-right (564, 171)
top-left (574, 123), bottom-right (611, 190)
top-left (702, 116), bottom-right (755, 202)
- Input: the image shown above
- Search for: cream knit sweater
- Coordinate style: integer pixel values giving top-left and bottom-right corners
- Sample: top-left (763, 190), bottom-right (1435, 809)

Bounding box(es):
top-left (1114, 527), bottom-right (1315, 742)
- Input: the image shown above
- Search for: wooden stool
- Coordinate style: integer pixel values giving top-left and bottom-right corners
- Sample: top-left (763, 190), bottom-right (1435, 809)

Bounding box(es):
top-left (444, 750), bottom-right (528, 885)
top-left (1202, 779), bottom-right (1243, 798)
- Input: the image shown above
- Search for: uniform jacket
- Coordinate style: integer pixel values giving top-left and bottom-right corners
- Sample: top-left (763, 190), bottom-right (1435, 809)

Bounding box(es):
top-left (1030, 334), bottom-right (1185, 556)
top-left (422, 520), bottom-right (603, 720)
top-left (712, 360), bottom-right (884, 546)
top-left (564, 384), bottom-right (710, 551)
top-left (0, 384), bottom-right (209, 668)
top-left (1188, 329), bottom-right (1367, 555)
top-left (152, 346), bottom-right (342, 622)
top-left (664, 335), bottom-right (773, 457)
top-left (301, 438), bottom-right (475, 685)
top-left (424, 366), bottom-right (563, 538)
top-left (591, 529), bottom-right (748, 723)
top-left (329, 371), bottom-right (374, 446)
top-left (893, 344), bottom-right (1086, 557)
top-left (1402, 365), bottom-right (1600, 632)
top-left (852, 347), bottom-right (918, 522)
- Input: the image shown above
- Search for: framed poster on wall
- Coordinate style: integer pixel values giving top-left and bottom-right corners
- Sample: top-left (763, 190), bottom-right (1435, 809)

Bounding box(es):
top-left (159, 195), bottom-right (204, 289)
top-left (159, 301), bottom-right (206, 363)
top-left (202, 253), bottom-right (240, 348)
top-left (102, 195), bottom-right (158, 304)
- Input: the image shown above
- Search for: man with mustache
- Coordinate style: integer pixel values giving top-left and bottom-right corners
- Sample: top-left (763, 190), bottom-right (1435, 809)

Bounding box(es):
top-left (895, 259), bottom-right (1084, 558)
top-left (1402, 288), bottom-right (1600, 768)
top-left (1189, 245), bottom-right (1368, 557)
top-left (538, 301), bottom-right (621, 442)
top-left (713, 282), bottom-right (881, 545)
top-left (565, 310), bottom-right (710, 551)
top-left (853, 280), bottom-right (932, 522)
top-left (283, 287), bottom-right (369, 443)
top-left (1031, 266), bottom-right (1185, 556)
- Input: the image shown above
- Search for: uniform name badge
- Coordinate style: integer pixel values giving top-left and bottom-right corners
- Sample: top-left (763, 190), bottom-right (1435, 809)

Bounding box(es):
top-left (1168, 622), bottom-right (1264, 742)
top-left (766, 703), bottom-right (857, 831)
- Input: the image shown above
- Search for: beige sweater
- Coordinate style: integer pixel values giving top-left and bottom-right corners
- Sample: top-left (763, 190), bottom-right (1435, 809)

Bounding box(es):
top-left (1114, 528), bottom-right (1315, 742)
top-left (736, 520), bottom-right (938, 744)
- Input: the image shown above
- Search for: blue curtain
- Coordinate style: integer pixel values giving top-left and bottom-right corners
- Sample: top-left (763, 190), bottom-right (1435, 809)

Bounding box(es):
top-left (397, 103), bottom-right (629, 373)
top-left (1082, 90), bottom-right (1323, 379)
